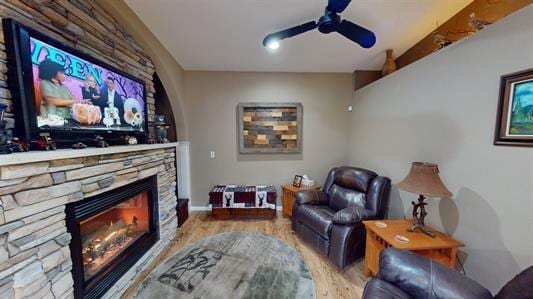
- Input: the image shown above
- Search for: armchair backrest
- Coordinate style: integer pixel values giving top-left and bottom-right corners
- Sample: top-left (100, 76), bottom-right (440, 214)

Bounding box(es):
top-left (323, 166), bottom-right (391, 216)
top-left (378, 248), bottom-right (492, 299)
top-left (496, 265), bottom-right (533, 298)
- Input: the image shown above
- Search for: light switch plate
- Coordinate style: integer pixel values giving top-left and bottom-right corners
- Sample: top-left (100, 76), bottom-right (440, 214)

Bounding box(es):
top-left (210, 151), bottom-right (215, 159)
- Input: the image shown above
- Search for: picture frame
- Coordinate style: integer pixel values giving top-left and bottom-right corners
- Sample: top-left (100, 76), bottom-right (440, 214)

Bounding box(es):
top-left (238, 102), bottom-right (303, 154)
top-left (494, 68), bottom-right (533, 146)
top-left (293, 175), bottom-right (303, 188)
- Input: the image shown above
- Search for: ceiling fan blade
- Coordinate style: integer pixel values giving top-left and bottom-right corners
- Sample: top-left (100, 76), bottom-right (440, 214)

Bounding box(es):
top-left (337, 20), bottom-right (376, 48)
top-left (263, 21), bottom-right (318, 46)
top-left (327, 0), bottom-right (351, 14)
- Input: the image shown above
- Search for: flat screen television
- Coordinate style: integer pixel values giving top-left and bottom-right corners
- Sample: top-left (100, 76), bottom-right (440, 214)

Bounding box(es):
top-left (3, 19), bottom-right (148, 145)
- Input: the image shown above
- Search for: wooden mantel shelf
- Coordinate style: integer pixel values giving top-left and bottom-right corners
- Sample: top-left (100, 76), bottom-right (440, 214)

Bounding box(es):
top-left (0, 142), bottom-right (178, 167)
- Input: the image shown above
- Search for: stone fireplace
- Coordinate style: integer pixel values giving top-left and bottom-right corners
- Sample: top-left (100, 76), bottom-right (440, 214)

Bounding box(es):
top-left (0, 0), bottom-right (183, 297)
top-left (66, 175), bottom-right (159, 299)
top-left (0, 144), bottom-right (178, 298)
top-left (0, 1), bottom-right (183, 297)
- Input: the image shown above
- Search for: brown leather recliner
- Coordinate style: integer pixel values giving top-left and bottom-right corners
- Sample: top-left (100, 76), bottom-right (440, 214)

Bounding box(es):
top-left (292, 166), bottom-right (391, 269)
top-left (363, 248), bottom-right (533, 299)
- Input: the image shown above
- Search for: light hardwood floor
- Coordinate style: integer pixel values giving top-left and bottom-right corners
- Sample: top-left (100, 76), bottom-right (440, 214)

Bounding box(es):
top-left (123, 212), bottom-right (369, 298)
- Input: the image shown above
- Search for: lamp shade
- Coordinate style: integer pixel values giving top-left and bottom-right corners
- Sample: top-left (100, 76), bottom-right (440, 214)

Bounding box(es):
top-left (397, 162), bottom-right (453, 198)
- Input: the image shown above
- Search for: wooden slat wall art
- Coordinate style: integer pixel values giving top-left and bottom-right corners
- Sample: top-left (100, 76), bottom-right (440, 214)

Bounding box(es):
top-left (238, 103), bottom-right (303, 153)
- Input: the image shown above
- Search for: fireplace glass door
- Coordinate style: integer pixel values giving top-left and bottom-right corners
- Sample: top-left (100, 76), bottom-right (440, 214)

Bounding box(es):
top-left (80, 192), bottom-right (149, 281)
top-left (66, 175), bottom-right (159, 299)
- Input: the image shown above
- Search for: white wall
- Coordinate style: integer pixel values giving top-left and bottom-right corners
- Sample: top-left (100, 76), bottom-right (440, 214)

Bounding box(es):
top-left (184, 71), bottom-right (353, 208)
top-left (349, 6), bottom-right (533, 293)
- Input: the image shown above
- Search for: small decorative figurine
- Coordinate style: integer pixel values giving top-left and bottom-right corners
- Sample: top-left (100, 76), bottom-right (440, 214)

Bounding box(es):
top-left (93, 135), bottom-right (109, 148)
top-left (0, 105), bottom-right (29, 154)
top-left (11, 138), bottom-right (30, 152)
top-left (432, 32), bottom-right (453, 50)
top-left (31, 133), bottom-right (57, 151)
top-left (381, 49), bottom-right (396, 76)
top-left (468, 13), bottom-right (491, 31)
top-left (154, 115), bottom-right (170, 143)
top-left (121, 135), bottom-right (138, 145)
top-left (0, 146), bottom-right (12, 154)
top-left (0, 103), bottom-right (13, 154)
top-left (128, 136), bottom-right (138, 145)
top-left (72, 142), bottom-right (87, 149)
top-left (145, 135), bottom-right (157, 144)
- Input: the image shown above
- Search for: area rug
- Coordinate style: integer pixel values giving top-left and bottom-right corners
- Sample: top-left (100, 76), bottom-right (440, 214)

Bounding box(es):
top-left (133, 232), bottom-right (315, 299)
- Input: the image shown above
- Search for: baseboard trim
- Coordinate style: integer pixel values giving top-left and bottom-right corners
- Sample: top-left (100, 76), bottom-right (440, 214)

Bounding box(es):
top-left (190, 206), bottom-right (212, 211)
top-left (190, 206), bottom-right (283, 211)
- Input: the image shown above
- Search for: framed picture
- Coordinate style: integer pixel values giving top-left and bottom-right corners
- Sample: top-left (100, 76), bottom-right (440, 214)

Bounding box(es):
top-left (293, 175), bottom-right (303, 187)
top-left (494, 68), bottom-right (533, 146)
top-left (238, 102), bottom-right (303, 154)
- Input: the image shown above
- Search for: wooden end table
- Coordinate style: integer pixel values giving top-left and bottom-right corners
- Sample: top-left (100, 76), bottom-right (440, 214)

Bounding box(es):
top-left (281, 184), bottom-right (321, 217)
top-left (362, 219), bottom-right (464, 277)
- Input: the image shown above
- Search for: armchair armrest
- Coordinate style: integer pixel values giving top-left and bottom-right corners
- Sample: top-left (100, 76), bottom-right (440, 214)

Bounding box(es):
top-left (332, 207), bottom-right (375, 225)
top-left (362, 279), bottom-right (411, 299)
top-left (294, 190), bottom-right (328, 205)
top-left (378, 248), bottom-right (492, 299)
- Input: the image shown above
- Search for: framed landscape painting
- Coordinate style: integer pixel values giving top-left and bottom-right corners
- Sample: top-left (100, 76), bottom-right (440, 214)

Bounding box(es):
top-left (494, 68), bottom-right (533, 146)
top-left (238, 102), bottom-right (302, 154)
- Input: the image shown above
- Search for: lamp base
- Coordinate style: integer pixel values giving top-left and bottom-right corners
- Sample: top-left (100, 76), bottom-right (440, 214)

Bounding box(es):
top-left (408, 194), bottom-right (436, 238)
top-left (408, 222), bottom-right (435, 238)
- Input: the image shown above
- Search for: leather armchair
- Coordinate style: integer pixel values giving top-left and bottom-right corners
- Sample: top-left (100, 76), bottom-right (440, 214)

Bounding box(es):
top-left (363, 248), bottom-right (533, 299)
top-left (291, 166), bottom-right (391, 269)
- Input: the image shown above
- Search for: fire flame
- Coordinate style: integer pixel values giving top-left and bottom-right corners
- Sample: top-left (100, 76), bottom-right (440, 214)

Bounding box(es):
top-left (104, 231), bottom-right (117, 242)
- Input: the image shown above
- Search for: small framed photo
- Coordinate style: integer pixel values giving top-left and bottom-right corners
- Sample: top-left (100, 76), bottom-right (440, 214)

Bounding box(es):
top-left (494, 68), bottom-right (533, 146)
top-left (292, 175), bottom-right (303, 187)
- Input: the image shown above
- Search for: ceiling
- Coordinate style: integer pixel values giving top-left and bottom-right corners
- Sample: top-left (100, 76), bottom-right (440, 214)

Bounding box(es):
top-left (125, 0), bottom-right (472, 73)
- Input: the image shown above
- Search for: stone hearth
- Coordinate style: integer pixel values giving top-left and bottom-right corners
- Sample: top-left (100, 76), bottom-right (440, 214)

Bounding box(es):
top-left (0, 143), bottom-right (178, 298)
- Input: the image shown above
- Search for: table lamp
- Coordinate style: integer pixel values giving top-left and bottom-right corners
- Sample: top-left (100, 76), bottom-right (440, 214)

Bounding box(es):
top-left (397, 162), bottom-right (453, 237)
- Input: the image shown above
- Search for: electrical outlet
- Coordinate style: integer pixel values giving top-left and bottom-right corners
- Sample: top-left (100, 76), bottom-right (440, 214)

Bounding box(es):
top-left (348, 105), bottom-right (353, 112)
top-left (210, 151), bottom-right (215, 159)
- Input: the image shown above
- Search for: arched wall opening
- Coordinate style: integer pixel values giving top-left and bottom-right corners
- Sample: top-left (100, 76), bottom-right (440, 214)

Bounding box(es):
top-left (98, 0), bottom-right (189, 141)
top-left (153, 73), bottom-right (177, 142)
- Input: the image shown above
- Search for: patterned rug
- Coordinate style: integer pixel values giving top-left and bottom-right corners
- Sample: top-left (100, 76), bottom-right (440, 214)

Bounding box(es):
top-left (133, 232), bottom-right (315, 299)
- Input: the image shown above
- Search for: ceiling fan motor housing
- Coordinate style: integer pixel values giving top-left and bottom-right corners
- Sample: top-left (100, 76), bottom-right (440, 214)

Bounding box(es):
top-left (318, 8), bottom-right (340, 34)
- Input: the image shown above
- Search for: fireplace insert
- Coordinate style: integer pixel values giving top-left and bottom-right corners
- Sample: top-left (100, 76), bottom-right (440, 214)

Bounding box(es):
top-left (66, 176), bottom-right (159, 299)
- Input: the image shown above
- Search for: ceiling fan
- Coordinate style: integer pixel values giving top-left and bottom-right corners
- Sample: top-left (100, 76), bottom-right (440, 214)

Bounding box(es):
top-left (262, 0), bottom-right (376, 50)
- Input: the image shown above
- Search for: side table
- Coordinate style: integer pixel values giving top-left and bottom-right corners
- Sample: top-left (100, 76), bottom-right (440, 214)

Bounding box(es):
top-left (362, 219), bottom-right (464, 277)
top-left (177, 198), bottom-right (189, 227)
top-left (281, 184), bottom-right (321, 217)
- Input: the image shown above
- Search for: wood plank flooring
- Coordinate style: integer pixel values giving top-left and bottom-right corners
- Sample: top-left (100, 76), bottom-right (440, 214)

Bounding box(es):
top-left (122, 212), bottom-right (368, 298)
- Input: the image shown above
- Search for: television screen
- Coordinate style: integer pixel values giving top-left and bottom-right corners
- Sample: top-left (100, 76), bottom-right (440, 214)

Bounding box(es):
top-left (29, 37), bottom-right (146, 132)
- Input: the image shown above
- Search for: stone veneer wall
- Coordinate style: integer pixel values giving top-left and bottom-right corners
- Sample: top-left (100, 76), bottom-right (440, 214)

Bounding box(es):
top-left (0, 0), bottom-right (156, 135)
top-left (0, 147), bottom-right (178, 298)
top-left (0, 1), bottom-right (176, 298)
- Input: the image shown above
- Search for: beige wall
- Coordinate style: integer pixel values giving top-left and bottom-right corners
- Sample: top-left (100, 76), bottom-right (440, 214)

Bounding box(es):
top-left (98, 0), bottom-right (189, 140)
top-left (101, 1), bottom-right (532, 292)
top-left (349, 6), bottom-right (533, 293)
top-left (184, 71), bottom-right (353, 207)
